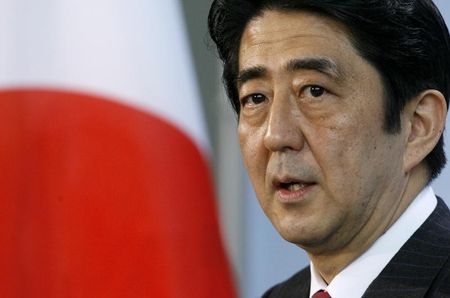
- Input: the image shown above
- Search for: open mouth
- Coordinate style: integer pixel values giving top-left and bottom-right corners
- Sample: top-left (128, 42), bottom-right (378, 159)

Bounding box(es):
top-left (274, 180), bottom-right (315, 192)
top-left (272, 178), bottom-right (316, 202)
top-left (279, 181), bottom-right (309, 191)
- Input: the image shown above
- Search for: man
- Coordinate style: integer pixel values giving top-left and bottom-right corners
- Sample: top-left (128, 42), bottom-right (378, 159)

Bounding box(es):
top-left (208, 0), bottom-right (450, 297)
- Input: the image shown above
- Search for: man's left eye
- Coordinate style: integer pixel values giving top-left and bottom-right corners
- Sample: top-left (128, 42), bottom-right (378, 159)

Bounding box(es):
top-left (307, 85), bottom-right (326, 97)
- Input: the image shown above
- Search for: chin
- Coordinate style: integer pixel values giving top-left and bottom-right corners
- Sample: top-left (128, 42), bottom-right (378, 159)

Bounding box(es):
top-left (277, 226), bottom-right (315, 245)
top-left (282, 233), bottom-right (321, 247)
top-left (276, 221), bottom-right (333, 250)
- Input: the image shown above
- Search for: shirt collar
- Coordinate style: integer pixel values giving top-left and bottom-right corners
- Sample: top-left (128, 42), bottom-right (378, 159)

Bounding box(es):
top-left (309, 186), bottom-right (437, 298)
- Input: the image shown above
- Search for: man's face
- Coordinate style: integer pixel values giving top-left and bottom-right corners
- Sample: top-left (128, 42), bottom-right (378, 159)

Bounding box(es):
top-left (238, 10), bottom-right (410, 253)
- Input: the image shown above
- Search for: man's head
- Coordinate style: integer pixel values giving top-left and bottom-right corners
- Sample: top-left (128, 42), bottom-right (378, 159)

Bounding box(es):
top-left (208, 0), bottom-right (450, 180)
top-left (208, 0), bottom-right (449, 268)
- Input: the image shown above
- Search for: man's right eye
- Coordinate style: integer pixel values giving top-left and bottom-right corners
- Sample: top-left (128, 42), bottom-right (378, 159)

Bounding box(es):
top-left (241, 93), bottom-right (267, 107)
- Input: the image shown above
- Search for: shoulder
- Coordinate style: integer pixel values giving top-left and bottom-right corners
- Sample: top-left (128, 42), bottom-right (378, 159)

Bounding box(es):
top-left (364, 197), bottom-right (450, 297)
top-left (426, 255), bottom-right (450, 297)
top-left (426, 197), bottom-right (450, 296)
top-left (262, 266), bottom-right (310, 298)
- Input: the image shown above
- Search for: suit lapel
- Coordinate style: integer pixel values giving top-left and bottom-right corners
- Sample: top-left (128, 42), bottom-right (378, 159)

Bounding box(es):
top-left (262, 266), bottom-right (311, 297)
top-left (363, 198), bottom-right (450, 297)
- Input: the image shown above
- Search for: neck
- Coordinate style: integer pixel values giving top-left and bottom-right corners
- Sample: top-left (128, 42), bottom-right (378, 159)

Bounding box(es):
top-left (307, 165), bottom-right (429, 284)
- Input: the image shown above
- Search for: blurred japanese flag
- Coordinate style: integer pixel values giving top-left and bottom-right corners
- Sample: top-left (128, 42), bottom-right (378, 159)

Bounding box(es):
top-left (0, 0), bottom-right (236, 297)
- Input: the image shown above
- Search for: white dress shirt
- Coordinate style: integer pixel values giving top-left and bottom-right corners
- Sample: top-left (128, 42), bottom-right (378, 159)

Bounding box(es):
top-left (309, 186), bottom-right (437, 298)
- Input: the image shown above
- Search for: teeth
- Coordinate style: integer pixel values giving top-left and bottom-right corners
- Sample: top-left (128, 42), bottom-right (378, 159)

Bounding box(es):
top-left (288, 183), bottom-right (305, 191)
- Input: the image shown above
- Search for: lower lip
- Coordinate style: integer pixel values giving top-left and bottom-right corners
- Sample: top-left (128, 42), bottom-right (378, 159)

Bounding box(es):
top-left (276, 184), bottom-right (315, 203)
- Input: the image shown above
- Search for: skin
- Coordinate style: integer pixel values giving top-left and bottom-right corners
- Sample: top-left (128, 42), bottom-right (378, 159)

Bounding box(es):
top-left (237, 10), bottom-right (446, 283)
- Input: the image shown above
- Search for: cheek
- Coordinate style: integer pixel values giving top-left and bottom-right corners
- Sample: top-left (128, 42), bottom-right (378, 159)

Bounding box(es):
top-left (307, 119), bottom-right (375, 195)
top-left (318, 128), bottom-right (400, 207)
top-left (238, 124), bottom-right (253, 166)
top-left (238, 123), bottom-right (267, 181)
top-left (304, 120), bottom-right (354, 171)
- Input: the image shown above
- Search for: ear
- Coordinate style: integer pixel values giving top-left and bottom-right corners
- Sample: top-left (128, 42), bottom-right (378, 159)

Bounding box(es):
top-left (403, 90), bottom-right (447, 174)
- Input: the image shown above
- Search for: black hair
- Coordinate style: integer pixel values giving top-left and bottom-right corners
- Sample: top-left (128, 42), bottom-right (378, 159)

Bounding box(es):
top-left (208, 0), bottom-right (450, 181)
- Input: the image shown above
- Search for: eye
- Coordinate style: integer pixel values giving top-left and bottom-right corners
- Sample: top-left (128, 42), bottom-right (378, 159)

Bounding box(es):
top-left (241, 93), bottom-right (267, 107)
top-left (305, 85), bottom-right (326, 98)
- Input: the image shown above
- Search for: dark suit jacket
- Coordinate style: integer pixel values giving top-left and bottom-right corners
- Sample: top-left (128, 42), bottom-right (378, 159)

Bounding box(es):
top-left (263, 198), bottom-right (450, 298)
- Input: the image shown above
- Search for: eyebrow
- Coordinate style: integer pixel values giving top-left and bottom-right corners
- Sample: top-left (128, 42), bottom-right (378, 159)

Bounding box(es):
top-left (286, 57), bottom-right (341, 79)
top-left (237, 57), bottom-right (342, 87)
top-left (237, 66), bottom-right (267, 87)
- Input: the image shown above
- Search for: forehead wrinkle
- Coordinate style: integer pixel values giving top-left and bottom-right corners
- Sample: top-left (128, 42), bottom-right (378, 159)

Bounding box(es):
top-left (244, 32), bottom-right (329, 49)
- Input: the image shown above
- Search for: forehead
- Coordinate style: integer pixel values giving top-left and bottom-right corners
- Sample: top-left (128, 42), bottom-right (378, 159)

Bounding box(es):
top-left (238, 9), bottom-right (361, 75)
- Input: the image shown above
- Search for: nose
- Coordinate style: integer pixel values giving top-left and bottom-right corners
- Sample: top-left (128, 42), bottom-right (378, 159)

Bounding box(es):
top-left (263, 93), bottom-right (304, 152)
